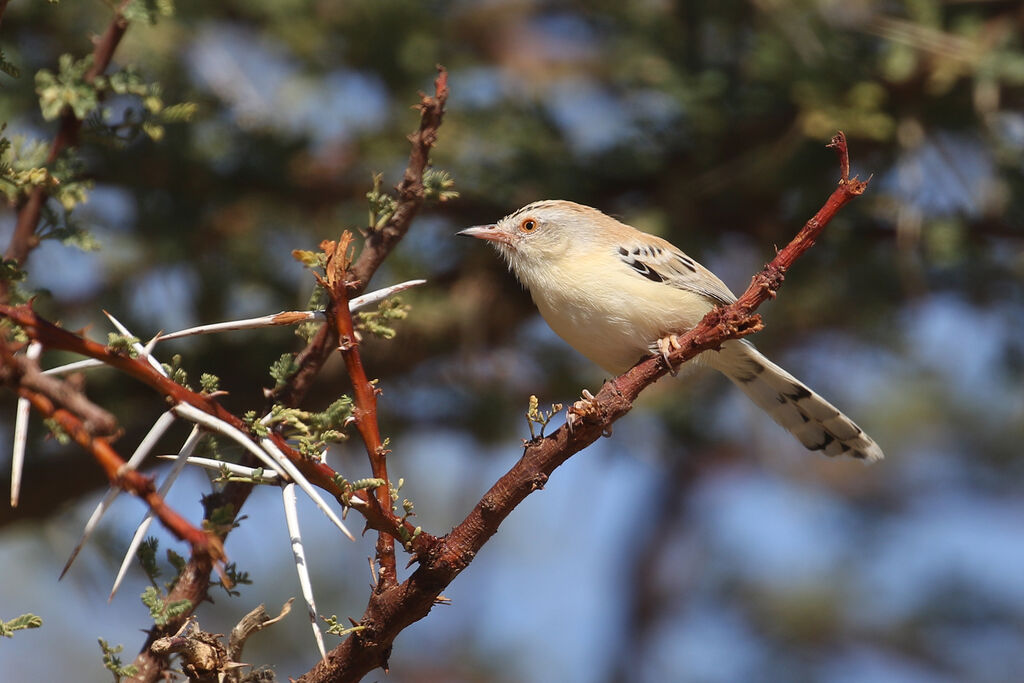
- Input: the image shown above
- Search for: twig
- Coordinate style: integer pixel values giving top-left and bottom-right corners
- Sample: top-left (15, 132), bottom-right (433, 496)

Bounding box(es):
top-left (5, 1), bottom-right (132, 270)
top-left (296, 132), bottom-right (869, 683)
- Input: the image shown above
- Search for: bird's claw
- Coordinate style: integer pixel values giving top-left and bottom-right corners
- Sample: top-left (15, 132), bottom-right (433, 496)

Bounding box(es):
top-left (656, 334), bottom-right (683, 376)
top-left (567, 388), bottom-right (604, 434)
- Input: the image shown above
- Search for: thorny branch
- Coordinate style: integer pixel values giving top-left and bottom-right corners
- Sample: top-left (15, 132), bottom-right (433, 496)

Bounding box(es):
top-left (127, 67), bottom-right (448, 681)
top-left (0, 337), bottom-right (223, 563)
top-left (297, 132), bottom-right (869, 683)
top-left (271, 66), bottom-right (449, 410)
top-left (318, 234), bottom-right (401, 589)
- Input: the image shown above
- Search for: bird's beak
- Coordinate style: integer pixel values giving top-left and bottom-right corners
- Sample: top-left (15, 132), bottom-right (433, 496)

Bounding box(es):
top-left (457, 225), bottom-right (514, 247)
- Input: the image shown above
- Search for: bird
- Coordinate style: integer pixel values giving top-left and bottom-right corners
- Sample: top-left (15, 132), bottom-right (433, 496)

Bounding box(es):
top-left (459, 199), bottom-right (883, 462)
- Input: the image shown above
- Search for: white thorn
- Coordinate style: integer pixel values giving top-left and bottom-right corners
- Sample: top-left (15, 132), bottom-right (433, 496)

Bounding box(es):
top-left (109, 426), bottom-right (203, 601)
top-left (348, 279), bottom-right (427, 311)
top-left (41, 358), bottom-right (105, 376)
top-left (282, 482), bottom-right (327, 662)
top-left (60, 410), bottom-right (178, 579)
top-left (154, 278), bottom-right (427, 342)
top-left (156, 455), bottom-right (281, 483)
top-left (170, 403), bottom-right (289, 480)
top-left (156, 311), bottom-right (322, 342)
top-left (260, 438), bottom-right (354, 541)
top-left (10, 342), bottom-right (42, 508)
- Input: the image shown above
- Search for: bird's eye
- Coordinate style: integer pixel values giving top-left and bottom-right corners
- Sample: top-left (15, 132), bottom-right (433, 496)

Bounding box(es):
top-left (520, 218), bottom-right (538, 233)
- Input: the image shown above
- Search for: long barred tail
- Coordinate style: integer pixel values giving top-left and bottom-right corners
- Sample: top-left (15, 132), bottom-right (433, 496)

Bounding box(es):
top-left (710, 339), bottom-right (883, 462)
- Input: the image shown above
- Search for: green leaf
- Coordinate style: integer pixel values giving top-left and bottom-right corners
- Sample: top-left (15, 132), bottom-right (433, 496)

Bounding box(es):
top-left (36, 54), bottom-right (98, 121)
top-left (0, 613), bottom-right (42, 638)
top-left (98, 638), bottom-right (138, 680)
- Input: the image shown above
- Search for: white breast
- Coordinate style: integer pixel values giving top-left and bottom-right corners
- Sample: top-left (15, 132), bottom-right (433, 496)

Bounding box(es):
top-left (522, 253), bottom-right (716, 374)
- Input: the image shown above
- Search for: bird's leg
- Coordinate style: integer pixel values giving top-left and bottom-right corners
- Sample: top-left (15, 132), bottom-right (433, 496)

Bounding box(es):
top-left (656, 334), bottom-right (683, 376)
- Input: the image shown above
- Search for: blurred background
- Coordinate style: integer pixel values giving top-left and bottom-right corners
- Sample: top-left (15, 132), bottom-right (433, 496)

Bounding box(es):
top-left (2, 0), bottom-right (1023, 681)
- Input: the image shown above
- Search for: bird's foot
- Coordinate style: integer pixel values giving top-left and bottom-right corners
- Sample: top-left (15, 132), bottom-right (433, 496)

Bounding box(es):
top-left (567, 388), bottom-right (606, 434)
top-left (656, 334), bottom-right (683, 376)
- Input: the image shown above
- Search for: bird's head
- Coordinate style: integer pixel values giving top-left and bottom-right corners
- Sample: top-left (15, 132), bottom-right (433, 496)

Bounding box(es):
top-left (458, 200), bottom-right (609, 286)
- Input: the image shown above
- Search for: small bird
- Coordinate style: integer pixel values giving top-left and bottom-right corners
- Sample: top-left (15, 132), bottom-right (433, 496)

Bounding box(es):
top-left (459, 200), bottom-right (883, 461)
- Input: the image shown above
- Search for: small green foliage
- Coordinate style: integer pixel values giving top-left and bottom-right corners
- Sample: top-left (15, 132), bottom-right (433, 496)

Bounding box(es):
top-left (137, 537), bottom-right (161, 584)
top-left (122, 0), bottom-right (176, 25)
top-left (366, 172), bottom-right (397, 231)
top-left (292, 248), bottom-right (328, 270)
top-left (322, 615), bottom-right (366, 638)
top-left (141, 586), bottom-right (192, 626)
top-left (422, 168), bottom-right (459, 203)
top-left (204, 503), bottom-right (238, 535)
top-left (160, 354), bottom-right (190, 389)
top-left (213, 562), bottom-right (252, 597)
top-left (98, 638), bottom-right (138, 681)
top-left (356, 297), bottom-right (410, 340)
top-left (525, 395), bottom-right (563, 441)
top-left (36, 54), bottom-right (98, 120)
top-left (351, 477), bottom-right (386, 491)
top-left (295, 287), bottom-right (329, 341)
top-left (199, 372), bottom-right (220, 394)
top-left (0, 613), bottom-right (42, 638)
top-left (106, 332), bottom-right (140, 356)
top-left (42, 418), bottom-right (71, 445)
top-left (264, 397), bottom-right (353, 458)
top-left (242, 410), bottom-right (269, 438)
top-left (0, 135), bottom-right (58, 201)
top-left (159, 101), bottom-right (198, 123)
top-left (0, 259), bottom-right (26, 284)
top-left (269, 352), bottom-right (300, 389)
top-left (166, 548), bottom-right (186, 578)
top-left (41, 219), bottom-right (101, 252)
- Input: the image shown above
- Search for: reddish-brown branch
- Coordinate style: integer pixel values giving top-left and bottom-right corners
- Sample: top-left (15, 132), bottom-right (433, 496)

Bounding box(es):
top-left (17, 387), bottom-right (222, 560)
top-left (318, 234), bottom-right (401, 588)
top-left (0, 303), bottom-right (420, 545)
top-left (5, 2), bottom-right (131, 269)
top-left (298, 132), bottom-right (868, 683)
top-left (269, 66), bottom-right (448, 410)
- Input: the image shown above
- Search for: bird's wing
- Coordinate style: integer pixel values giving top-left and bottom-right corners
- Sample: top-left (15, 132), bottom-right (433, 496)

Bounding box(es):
top-left (614, 238), bottom-right (737, 306)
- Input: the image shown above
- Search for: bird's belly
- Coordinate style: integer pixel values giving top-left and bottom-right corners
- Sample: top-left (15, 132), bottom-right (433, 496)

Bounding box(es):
top-left (532, 281), bottom-right (711, 375)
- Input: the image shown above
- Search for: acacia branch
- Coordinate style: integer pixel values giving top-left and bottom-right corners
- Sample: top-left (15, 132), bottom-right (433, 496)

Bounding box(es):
top-left (270, 66), bottom-right (449, 409)
top-left (124, 69), bottom-right (448, 681)
top-left (318, 234), bottom-right (401, 588)
top-left (0, 338), bottom-right (221, 561)
top-left (298, 132), bottom-right (869, 683)
top-left (5, 1), bottom-right (131, 269)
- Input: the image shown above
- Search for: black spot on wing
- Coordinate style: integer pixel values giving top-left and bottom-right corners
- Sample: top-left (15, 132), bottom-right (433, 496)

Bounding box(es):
top-left (676, 255), bottom-right (697, 272)
top-left (630, 261), bottom-right (665, 283)
top-left (618, 248), bottom-right (667, 283)
top-left (733, 358), bottom-right (766, 384)
top-left (783, 384), bottom-right (812, 402)
top-left (810, 433), bottom-right (835, 451)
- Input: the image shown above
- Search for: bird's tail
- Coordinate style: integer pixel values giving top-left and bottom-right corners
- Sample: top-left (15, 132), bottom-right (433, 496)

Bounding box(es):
top-left (708, 339), bottom-right (883, 462)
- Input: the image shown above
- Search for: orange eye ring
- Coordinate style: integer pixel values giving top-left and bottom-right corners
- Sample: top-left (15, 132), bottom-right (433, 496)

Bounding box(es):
top-left (520, 218), bottom-right (537, 233)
